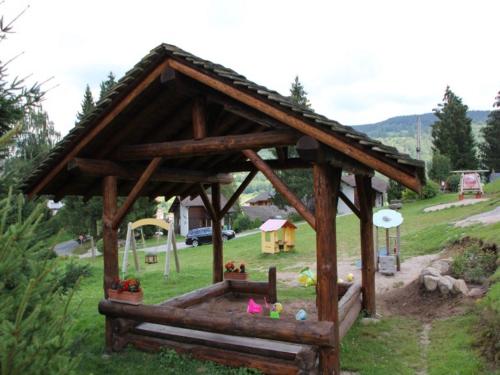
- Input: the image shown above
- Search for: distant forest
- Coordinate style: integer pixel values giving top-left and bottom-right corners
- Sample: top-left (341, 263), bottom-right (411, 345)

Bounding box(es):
top-left (350, 110), bottom-right (489, 161)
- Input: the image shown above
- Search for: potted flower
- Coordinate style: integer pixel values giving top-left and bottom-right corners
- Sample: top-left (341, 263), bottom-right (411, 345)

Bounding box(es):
top-left (108, 277), bottom-right (143, 305)
top-left (224, 261), bottom-right (248, 280)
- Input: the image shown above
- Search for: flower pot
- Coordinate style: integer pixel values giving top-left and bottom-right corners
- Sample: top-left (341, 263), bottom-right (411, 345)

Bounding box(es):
top-left (107, 289), bottom-right (143, 305)
top-left (224, 272), bottom-right (248, 281)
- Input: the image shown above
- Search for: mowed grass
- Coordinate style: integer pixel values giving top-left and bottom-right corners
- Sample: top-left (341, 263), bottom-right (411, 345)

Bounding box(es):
top-left (66, 190), bottom-right (500, 374)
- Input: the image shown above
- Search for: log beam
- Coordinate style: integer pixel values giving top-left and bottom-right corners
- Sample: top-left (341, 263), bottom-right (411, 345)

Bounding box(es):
top-left (338, 191), bottom-right (361, 219)
top-left (211, 183), bottom-right (223, 283)
top-left (314, 164), bottom-right (341, 375)
top-left (98, 300), bottom-right (335, 347)
top-left (220, 158), bottom-right (311, 172)
top-left (192, 96), bottom-right (207, 140)
top-left (198, 184), bottom-right (217, 223)
top-left (111, 158), bottom-right (162, 229)
top-left (297, 135), bottom-right (374, 176)
top-left (355, 175), bottom-right (376, 316)
top-left (112, 131), bottom-right (298, 161)
top-left (68, 158), bottom-right (233, 185)
top-left (242, 149), bottom-right (316, 230)
top-left (219, 169), bottom-right (257, 218)
top-left (102, 175), bottom-right (118, 352)
top-left (168, 58), bottom-right (422, 192)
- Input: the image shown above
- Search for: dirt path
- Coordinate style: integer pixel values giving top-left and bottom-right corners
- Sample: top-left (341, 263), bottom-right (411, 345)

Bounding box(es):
top-left (278, 253), bottom-right (440, 294)
top-left (454, 205), bottom-right (500, 227)
top-left (423, 198), bottom-right (489, 212)
top-left (416, 322), bottom-right (432, 375)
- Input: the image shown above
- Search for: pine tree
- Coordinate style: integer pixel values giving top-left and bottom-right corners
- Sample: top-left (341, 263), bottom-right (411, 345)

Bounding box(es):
top-left (431, 86), bottom-right (478, 170)
top-left (274, 76), bottom-right (314, 209)
top-left (75, 85), bottom-right (95, 123)
top-left (290, 76), bottom-right (312, 109)
top-left (99, 72), bottom-right (116, 100)
top-left (480, 91), bottom-right (500, 170)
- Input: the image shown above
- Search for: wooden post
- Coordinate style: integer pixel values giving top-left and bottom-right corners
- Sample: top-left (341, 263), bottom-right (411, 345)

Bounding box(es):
top-left (313, 164), bottom-right (341, 375)
top-left (355, 175), bottom-right (376, 316)
top-left (211, 183), bottom-right (223, 283)
top-left (102, 175), bottom-right (118, 352)
top-left (192, 96), bottom-right (207, 140)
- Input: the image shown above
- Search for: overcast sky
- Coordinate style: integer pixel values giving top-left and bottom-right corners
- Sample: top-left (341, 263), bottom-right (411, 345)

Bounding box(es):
top-left (3, 0), bottom-right (499, 136)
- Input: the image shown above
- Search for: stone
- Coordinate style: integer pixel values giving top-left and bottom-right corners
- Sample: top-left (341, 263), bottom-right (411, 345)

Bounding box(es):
top-left (468, 288), bottom-right (485, 298)
top-left (430, 259), bottom-right (452, 275)
top-left (423, 275), bottom-right (440, 291)
top-left (438, 276), bottom-right (454, 295)
top-left (452, 279), bottom-right (469, 295)
top-left (360, 317), bottom-right (381, 325)
top-left (420, 266), bottom-right (441, 283)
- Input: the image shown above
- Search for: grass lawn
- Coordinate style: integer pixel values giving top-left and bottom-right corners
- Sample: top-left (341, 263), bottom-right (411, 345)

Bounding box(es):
top-left (65, 191), bottom-right (499, 374)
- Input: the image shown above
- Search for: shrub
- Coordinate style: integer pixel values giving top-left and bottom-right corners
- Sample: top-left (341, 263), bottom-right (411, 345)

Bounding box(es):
top-left (402, 181), bottom-right (439, 201)
top-left (451, 243), bottom-right (498, 283)
top-left (446, 174), bottom-right (461, 192)
top-left (232, 214), bottom-right (252, 233)
top-left (387, 179), bottom-right (404, 201)
top-left (58, 260), bottom-right (92, 292)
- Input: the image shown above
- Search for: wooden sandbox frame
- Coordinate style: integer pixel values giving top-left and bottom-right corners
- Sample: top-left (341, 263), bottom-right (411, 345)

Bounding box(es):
top-left (99, 267), bottom-right (363, 374)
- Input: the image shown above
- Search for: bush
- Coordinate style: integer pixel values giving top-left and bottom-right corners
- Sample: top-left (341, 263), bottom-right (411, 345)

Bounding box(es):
top-left (387, 179), bottom-right (404, 201)
top-left (446, 174), bottom-right (461, 192)
top-left (57, 260), bottom-right (92, 292)
top-left (402, 181), bottom-right (439, 201)
top-left (96, 238), bottom-right (104, 253)
top-left (451, 243), bottom-right (498, 283)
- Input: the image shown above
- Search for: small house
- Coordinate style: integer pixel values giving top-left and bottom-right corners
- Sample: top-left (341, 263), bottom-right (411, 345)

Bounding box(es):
top-left (259, 219), bottom-right (296, 254)
top-left (338, 175), bottom-right (388, 214)
top-left (246, 191), bottom-right (274, 206)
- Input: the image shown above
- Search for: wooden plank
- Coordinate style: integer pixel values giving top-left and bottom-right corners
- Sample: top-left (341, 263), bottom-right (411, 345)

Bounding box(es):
top-left (125, 333), bottom-right (302, 374)
top-left (339, 190), bottom-right (361, 219)
top-left (169, 58), bottom-right (422, 192)
top-left (111, 157), bottom-right (162, 229)
top-left (28, 58), bottom-right (170, 198)
top-left (102, 175), bottom-right (118, 353)
top-left (355, 175), bottom-right (376, 316)
top-left (134, 323), bottom-right (305, 361)
top-left (228, 280), bottom-right (271, 296)
top-left (242, 149), bottom-right (316, 230)
top-left (98, 300), bottom-right (335, 346)
top-left (339, 298), bottom-right (362, 340)
top-left (211, 183), bottom-right (223, 283)
top-left (192, 96), bottom-right (207, 140)
top-left (159, 281), bottom-right (230, 308)
top-left (313, 164), bottom-right (341, 375)
top-left (112, 130), bottom-right (298, 161)
top-left (68, 158), bottom-right (233, 184)
top-left (219, 169), bottom-right (257, 218)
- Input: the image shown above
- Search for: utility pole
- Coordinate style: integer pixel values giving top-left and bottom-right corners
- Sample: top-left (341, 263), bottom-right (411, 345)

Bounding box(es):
top-left (416, 116), bottom-right (422, 160)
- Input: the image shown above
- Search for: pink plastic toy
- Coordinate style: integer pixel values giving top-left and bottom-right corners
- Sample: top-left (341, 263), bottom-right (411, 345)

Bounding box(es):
top-left (247, 298), bottom-right (262, 314)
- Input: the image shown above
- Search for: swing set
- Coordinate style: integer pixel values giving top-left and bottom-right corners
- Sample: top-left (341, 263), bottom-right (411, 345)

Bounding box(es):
top-left (122, 218), bottom-right (180, 278)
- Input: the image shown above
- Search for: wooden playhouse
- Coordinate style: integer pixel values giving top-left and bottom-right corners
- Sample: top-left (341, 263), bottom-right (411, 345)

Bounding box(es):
top-left (260, 218), bottom-right (296, 253)
top-left (23, 43), bottom-right (425, 374)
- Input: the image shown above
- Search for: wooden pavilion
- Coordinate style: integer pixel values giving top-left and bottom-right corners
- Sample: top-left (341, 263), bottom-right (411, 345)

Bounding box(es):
top-left (23, 44), bottom-right (425, 374)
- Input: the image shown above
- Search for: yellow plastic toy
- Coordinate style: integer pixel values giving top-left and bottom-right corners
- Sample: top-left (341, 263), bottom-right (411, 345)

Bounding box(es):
top-left (298, 267), bottom-right (316, 287)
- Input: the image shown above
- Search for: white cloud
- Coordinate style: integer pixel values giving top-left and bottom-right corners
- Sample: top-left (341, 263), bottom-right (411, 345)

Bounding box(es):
top-left (2, 0), bottom-right (499, 134)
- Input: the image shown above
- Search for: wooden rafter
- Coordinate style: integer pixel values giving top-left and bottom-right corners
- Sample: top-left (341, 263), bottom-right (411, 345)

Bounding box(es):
top-left (112, 130), bottom-right (298, 161)
top-left (198, 184), bottom-right (217, 222)
top-left (242, 149), bottom-right (316, 230)
top-left (68, 158), bottom-right (233, 185)
top-left (168, 58), bottom-right (421, 192)
top-left (192, 96), bottom-right (207, 140)
top-left (219, 169), bottom-right (257, 218)
top-left (28, 58), bottom-right (170, 198)
top-left (111, 157), bottom-right (162, 229)
top-left (338, 190), bottom-right (361, 219)
top-left (220, 158), bottom-right (311, 172)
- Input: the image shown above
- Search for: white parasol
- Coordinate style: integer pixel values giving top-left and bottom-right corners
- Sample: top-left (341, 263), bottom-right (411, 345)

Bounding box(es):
top-left (373, 209), bottom-right (403, 229)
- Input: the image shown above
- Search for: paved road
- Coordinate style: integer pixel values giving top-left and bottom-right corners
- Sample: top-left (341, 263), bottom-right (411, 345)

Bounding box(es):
top-left (53, 240), bottom-right (80, 256)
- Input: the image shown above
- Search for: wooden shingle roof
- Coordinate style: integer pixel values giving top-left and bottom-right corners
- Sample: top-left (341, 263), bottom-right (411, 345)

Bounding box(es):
top-left (23, 43), bottom-right (425, 199)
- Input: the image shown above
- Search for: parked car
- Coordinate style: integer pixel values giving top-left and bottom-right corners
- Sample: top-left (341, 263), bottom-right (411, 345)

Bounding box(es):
top-left (185, 227), bottom-right (236, 247)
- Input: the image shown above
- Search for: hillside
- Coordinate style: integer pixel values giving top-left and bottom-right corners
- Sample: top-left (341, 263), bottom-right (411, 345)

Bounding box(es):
top-left (350, 110), bottom-right (489, 161)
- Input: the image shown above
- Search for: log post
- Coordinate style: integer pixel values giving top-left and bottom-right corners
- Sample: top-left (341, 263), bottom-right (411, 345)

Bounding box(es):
top-left (355, 175), bottom-right (376, 316)
top-left (192, 96), bottom-right (207, 140)
top-left (102, 175), bottom-right (118, 352)
top-left (314, 164), bottom-right (341, 375)
top-left (212, 183), bottom-right (223, 283)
